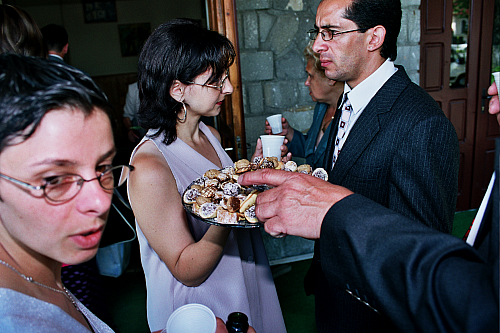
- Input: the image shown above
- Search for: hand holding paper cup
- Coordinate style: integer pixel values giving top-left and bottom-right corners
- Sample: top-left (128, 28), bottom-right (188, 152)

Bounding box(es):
top-left (493, 72), bottom-right (500, 98)
top-left (260, 135), bottom-right (285, 159)
top-left (266, 114), bottom-right (283, 134)
top-left (166, 303), bottom-right (216, 333)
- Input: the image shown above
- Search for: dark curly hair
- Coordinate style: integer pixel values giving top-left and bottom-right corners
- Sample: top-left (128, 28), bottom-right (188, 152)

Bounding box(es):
top-left (137, 18), bottom-right (236, 145)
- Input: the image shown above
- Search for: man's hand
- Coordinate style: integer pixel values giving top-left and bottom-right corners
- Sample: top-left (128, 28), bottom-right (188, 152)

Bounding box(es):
top-left (238, 169), bottom-right (353, 239)
top-left (488, 82), bottom-right (500, 124)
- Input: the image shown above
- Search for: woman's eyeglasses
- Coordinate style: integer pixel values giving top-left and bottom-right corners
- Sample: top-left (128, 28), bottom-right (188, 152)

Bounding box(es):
top-left (0, 164), bottom-right (134, 203)
top-left (187, 71), bottom-right (230, 93)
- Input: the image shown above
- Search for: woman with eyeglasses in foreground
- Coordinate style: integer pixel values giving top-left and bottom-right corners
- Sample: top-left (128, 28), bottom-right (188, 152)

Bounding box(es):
top-left (128, 19), bottom-right (287, 333)
top-left (0, 53), bottom-right (133, 332)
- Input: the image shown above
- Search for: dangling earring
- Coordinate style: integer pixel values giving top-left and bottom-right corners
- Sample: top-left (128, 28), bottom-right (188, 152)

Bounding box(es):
top-left (177, 101), bottom-right (187, 122)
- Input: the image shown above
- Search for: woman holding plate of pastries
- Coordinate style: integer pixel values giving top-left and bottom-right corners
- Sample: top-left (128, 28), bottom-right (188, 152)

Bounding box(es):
top-left (127, 19), bottom-right (287, 333)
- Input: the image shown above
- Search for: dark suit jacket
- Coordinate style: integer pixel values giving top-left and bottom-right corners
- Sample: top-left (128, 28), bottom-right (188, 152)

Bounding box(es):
top-left (309, 66), bottom-right (460, 332)
top-left (318, 139), bottom-right (498, 332)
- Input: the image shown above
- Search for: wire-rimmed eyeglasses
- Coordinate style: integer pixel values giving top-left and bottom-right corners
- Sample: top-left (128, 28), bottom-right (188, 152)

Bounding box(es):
top-left (187, 71), bottom-right (230, 93)
top-left (0, 165), bottom-right (134, 203)
top-left (308, 28), bottom-right (366, 41)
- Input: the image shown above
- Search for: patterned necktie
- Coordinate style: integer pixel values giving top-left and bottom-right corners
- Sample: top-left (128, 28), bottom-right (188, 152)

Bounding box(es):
top-left (331, 93), bottom-right (352, 168)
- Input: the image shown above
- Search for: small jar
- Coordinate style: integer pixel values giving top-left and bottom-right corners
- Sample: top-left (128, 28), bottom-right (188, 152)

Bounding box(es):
top-left (226, 312), bottom-right (249, 333)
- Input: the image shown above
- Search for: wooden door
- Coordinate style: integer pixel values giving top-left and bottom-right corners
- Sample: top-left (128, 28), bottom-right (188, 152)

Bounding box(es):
top-left (420, 0), bottom-right (498, 211)
top-left (206, 0), bottom-right (247, 160)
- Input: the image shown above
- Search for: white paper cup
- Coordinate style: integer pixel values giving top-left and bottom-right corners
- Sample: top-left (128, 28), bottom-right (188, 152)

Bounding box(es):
top-left (493, 72), bottom-right (500, 98)
top-left (267, 114), bottom-right (283, 134)
top-left (166, 303), bottom-right (216, 333)
top-left (260, 135), bottom-right (285, 159)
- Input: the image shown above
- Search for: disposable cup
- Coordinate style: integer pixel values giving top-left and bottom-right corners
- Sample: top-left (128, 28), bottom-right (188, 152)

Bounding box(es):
top-left (493, 72), bottom-right (500, 98)
top-left (260, 135), bottom-right (285, 159)
top-left (166, 303), bottom-right (216, 333)
top-left (267, 114), bottom-right (283, 134)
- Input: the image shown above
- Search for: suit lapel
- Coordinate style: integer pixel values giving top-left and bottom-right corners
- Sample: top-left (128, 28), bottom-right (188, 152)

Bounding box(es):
top-left (328, 66), bottom-right (411, 184)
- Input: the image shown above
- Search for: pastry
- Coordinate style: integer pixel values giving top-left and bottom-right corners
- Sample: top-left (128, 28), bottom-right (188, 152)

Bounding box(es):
top-left (260, 158), bottom-right (275, 169)
top-left (195, 195), bottom-right (212, 206)
top-left (234, 159), bottom-right (251, 173)
top-left (284, 160), bottom-right (297, 172)
top-left (217, 172), bottom-right (229, 182)
top-left (190, 184), bottom-right (203, 191)
top-left (244, 205), bottom-right (259, 223)
top-left (205, 178), bottom-right (219, 188)
top-left (200, 186), bottom-right (217, 198)
top-left (223, 182), bottom-right (241, 197)
top-left (199, 202), bottom-right (218, 219)
top-left (312, 167), bottom-right (328, 181)
top-left (183, 188), bottom-right (200, 204)
top-left (240, 190), bottom-right (258, 213)
top-left (297, 164), bottom-right (312, 174)
top-left (204, 169), bottom-right (221, 179)
top-left (217, 208), bottom-right (238, 224)
top-left (226, 196), bottom-right (241, 213)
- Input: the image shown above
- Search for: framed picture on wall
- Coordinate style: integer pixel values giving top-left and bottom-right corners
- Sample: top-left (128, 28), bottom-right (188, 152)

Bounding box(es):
top-left (118, 23), bottom-right (151, 57)
top-left (83, 1), bottom-right (117, 23)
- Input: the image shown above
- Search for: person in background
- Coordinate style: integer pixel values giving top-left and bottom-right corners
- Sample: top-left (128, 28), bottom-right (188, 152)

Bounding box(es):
top-left (127, 19), bottom-right (287, 333)
top-left (0, 53), bottom-right (134, 332)
top-left (122, 82), bottom-right (144, 144)
top-left (41, 23), bottom-right (69, 64)
top-left (0, 4), bottom-right (47, 57)
top-left (265, 40), bottom-right (344, 168)
top-left (269, 0), bottom-right (459, 331)
top-left (238, 81), bottom-right (499, 333)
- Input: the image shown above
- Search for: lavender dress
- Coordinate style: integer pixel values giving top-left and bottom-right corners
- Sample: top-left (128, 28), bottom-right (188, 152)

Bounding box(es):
top-left (128, 122), bottom-right (286, 333)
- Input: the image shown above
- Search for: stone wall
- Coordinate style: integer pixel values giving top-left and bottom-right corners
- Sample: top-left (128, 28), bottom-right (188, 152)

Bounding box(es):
top-left (235, 0), bottom-right (421, 264)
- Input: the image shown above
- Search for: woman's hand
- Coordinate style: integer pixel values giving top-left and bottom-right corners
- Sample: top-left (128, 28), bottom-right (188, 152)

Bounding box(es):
top-left (265, 117), bottom-right (294, 142)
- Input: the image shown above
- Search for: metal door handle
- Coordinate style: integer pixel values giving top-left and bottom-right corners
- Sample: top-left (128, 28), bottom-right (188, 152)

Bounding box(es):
top-left (481, 88), bottom-right (492, 114)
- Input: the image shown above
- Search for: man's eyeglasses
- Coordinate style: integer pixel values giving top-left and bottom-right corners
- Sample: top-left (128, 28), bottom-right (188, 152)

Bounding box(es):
top-left (308, 28), bottom-right (366, 41)
top-left (187, 71), bottom-right (230, 93)
top-left (0, 165), bottom-right (134, 203)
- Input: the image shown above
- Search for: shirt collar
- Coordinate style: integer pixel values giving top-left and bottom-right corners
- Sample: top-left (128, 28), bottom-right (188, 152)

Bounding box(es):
top-left (344, 59), bottom-right (398, 115)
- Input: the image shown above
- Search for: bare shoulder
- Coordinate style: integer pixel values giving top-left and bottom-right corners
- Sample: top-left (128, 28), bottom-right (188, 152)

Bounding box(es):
top-left (128, 141), bottom-right (174, 189)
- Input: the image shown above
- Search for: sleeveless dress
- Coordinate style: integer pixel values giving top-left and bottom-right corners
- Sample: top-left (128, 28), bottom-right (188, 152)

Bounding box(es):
top-left (128, 122), bottom-right (287, 333)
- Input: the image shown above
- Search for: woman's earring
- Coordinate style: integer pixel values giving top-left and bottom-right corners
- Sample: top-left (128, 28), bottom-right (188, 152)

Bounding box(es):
top-left (178, 101), bottom-right (187, 122)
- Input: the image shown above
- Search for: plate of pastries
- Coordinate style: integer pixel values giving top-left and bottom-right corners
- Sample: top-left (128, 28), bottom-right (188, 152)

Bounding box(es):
top-left (182, 156), bottom-right (328, 228)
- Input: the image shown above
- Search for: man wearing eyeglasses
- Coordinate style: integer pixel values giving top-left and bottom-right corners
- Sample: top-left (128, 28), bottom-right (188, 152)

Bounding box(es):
top-left (292, 0), bottom-right (459, 332)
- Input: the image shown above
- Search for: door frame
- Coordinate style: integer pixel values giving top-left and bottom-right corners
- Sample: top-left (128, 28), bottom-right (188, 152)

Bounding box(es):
top-left (206, 0), bottom-right (247, 160)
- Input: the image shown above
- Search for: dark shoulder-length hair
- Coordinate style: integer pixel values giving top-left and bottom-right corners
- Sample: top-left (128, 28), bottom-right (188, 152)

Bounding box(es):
top-left (0, 4), bottom-right (47, 58)
top-left (137, 18), bottom-right (236, 145)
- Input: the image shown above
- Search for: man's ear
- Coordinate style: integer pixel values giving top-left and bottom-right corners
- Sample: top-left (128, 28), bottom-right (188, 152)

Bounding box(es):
top-left (170, 80), bottom-right (185, 103)
top-left (62, 43), bottom-right (69, 56)
top-left (367, 25), bottom-right (386, 52)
